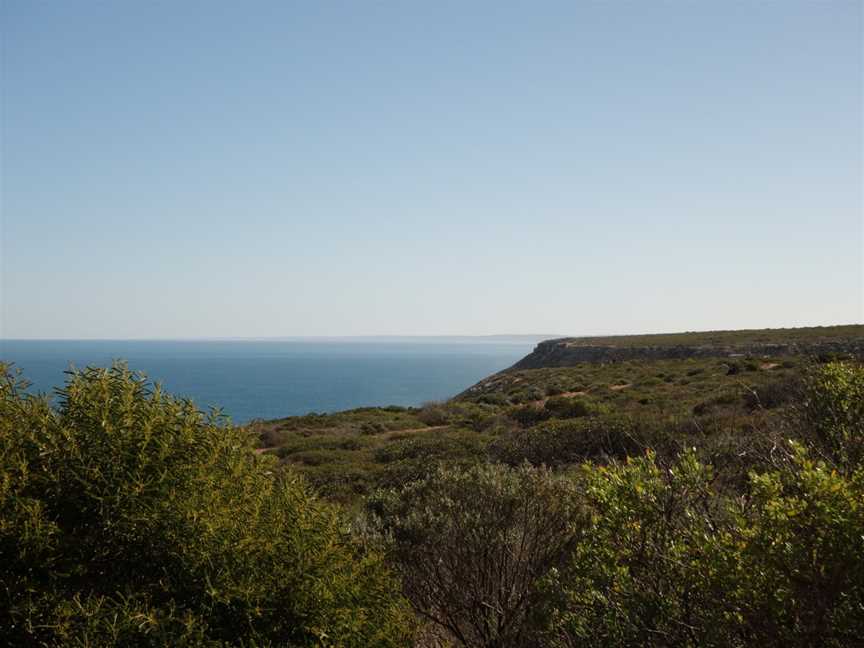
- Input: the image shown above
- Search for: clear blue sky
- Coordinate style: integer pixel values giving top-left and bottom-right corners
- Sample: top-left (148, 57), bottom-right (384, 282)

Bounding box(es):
top-left (1, 1), bottom-right (861, 339)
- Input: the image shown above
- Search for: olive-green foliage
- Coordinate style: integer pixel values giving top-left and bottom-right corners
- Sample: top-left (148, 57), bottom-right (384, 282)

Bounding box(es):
top-left (0, 364), bottom-right (412, 647)
top-left (552, 451), bottom-right (735, 647)
top-left (549, 444), bottom-right (864, 647)
top-left (733, 446), bottom-right (864, 646)
top-left (369, 463), bottom-right (584, 648)
top-left (563, 363), bottom-right (864, 647)
top-left (460, 357), bottom-right (800, 420)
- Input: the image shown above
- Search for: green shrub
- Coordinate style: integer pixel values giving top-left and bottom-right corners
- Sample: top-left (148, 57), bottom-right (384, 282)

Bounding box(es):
top-left (0, 364), bottom-right (412, 647)
top-left (551, 451), bottom-right (737, 646)
top-left (550, 446), bottom-right (864, 647)
top-left (731, 445), bottom-right (864, 645)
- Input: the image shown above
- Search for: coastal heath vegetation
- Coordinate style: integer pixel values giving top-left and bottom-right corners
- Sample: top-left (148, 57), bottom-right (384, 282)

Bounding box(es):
top-left (1, 351), bottom-right (863, 646)
top-left (369, 360), bottom-right (864, 647)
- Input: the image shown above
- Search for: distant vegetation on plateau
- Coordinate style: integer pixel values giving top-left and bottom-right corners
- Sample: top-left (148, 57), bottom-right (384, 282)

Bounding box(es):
top-left (2, 325), bottom-right (863, 646)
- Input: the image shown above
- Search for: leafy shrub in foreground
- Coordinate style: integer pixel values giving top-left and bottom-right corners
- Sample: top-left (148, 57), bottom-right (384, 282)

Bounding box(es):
top-left (732, 446), bottom-right (864, 646)
top-left (547, 445), bottom-right (864, 647)
top-left (550, 451), bottom-right (737, 647)
top-left (0, 364), bottom-right (412, 647)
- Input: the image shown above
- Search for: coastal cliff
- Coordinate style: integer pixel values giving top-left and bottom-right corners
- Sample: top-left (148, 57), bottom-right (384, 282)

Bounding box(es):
top-left (509, 325), bottom-right (864, 370)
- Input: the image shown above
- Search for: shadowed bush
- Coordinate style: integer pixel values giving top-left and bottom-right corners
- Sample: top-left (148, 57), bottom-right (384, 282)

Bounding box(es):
top-left (368, 463), bottom-right (584, 648)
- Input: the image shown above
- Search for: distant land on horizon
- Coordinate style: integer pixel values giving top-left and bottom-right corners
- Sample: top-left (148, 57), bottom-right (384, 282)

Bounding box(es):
top-left (6, 325), bottom-right (862, 344)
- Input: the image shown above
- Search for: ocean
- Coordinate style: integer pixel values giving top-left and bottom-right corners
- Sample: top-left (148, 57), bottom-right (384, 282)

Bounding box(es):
top-left (0, 338), bottom-right (540, 423)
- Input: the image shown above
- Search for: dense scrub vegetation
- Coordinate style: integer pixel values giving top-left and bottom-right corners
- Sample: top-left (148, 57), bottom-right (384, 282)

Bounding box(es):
top-left (252, 355), bottom-right (808, 501)
top-left (2, 341), bottom-right (863, 646)
top-left (370, 361), bottom-right (864, 647)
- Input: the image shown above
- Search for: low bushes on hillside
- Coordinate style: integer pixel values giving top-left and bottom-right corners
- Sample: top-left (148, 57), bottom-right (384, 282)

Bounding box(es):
top-left (372, 362), bottom-right (864, 647)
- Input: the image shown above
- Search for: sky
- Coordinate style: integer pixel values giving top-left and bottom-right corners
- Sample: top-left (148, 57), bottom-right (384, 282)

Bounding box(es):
top-left (1, 1), bottom-right (862, 339)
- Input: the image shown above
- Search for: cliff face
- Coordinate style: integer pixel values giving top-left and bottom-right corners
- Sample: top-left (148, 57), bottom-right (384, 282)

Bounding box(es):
top-left (510, 337), bottom-right (864, 370)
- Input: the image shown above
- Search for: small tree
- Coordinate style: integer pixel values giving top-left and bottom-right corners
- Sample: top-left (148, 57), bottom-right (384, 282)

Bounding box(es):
top-left (368, 463), bottom-right (584, 648)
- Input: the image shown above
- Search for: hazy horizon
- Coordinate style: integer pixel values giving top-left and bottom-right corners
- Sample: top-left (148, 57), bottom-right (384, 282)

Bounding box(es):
top-left (2, 1), bottom-right (862, 338)
top-left (1, 333), bottom-right (560, 342)
top-left (4, 323), bottom-right (863, 343)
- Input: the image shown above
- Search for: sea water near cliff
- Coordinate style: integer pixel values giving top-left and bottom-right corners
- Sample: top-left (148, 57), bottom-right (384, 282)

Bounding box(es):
top-left (0, 338), bottom-right (540, 423)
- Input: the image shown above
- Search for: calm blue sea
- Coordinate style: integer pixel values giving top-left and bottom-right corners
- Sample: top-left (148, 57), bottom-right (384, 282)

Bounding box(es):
top-left (0, 339), bottom-right (539, 423)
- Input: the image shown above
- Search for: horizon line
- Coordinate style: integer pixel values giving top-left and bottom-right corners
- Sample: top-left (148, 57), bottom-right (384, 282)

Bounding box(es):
top-left (3, 323), bottom-right (861, 344)
top-left (1, 334), bottom-right (565, 343)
